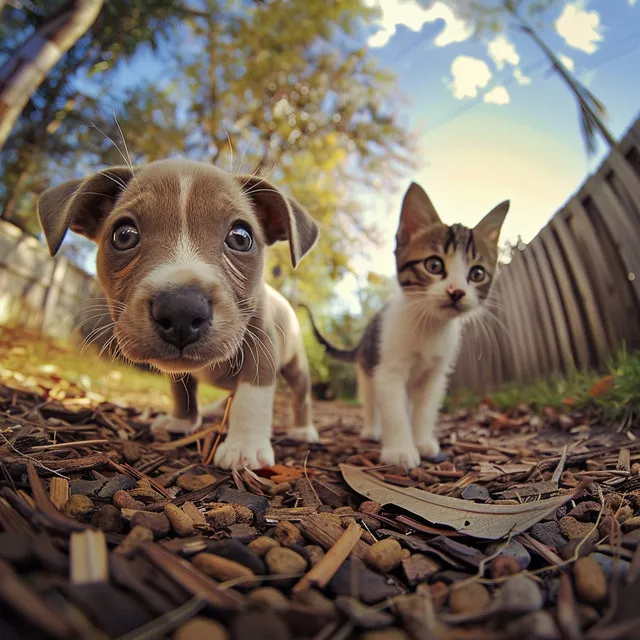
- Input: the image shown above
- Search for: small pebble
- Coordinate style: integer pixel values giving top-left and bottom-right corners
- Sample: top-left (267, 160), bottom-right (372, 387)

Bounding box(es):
top-left (292, 588), bottom-right (335, 616)
top-left (364, 538), bottom-right (405, 573)
top-left (265, 547), bottom-right (307, 575)
top-left (233, 505), bottom-right (254, 524)
top-left (486, 539), bottom-right (531, 570)
top-left (114, 526), bottom-right (153, 556)
top-left (616, 505), bottom-right (634, 524)
top-left (206, 505), bottom-right (237, 529)
top-left (92, 504), bottom-right (123, 533)
top-left (305, 545), bottom-right (325, 567)
top-left (559, 516), bottom-right (597, 540)
top-left (230, 610), bottom-right (291, 640)
top-left (64, 495), bottom-right (95, 520)
top-left (121, 441), bottom-right (141, 464)
top-left (228, 523), bottom-right (257, 544)
top-left (461, 484), bottom-right (490, 501)
top-left (448, 583), bottom-right (491, 614)
top-left (428, 581), bottom-right (449, 610)
top-left (359, 501), bottom-right (381, 515)
top-left (130, 511), bottom-right (171, 538)
top-left (248, 587), bottom-right (289, 610)
top-left (494, 575), bottom-right (543, 615)
top-left (173, 617), bottom-right (229, 640)
top-left (176, 473), bottom-right (217, 492)
top-left (567, 501), bottom-right (601, 522)
top-left (248, 536), bottom-right (279, 557)
top-left (192, 552), bottom-right (255, 583)
top-left (97, 475), bottom-right (137, 499)
top-left (112, 490), bottom-right (145, 510)
top-left (274, 521), bottom-right (304, 547)
top-left (205, 540), bottom-right (265, 575)
top-left (573, 556), bottom-right (607, 606)
top-left (504, 611), bottom-right (560, 640)
top-left (530, 521), bottom-right (568, 551)
top-left (621, 516), bottom-right (640, 532)
top-left (490, 556), bottom-right (521, 579)
top-left (164, 504), bottom-right (195, 537)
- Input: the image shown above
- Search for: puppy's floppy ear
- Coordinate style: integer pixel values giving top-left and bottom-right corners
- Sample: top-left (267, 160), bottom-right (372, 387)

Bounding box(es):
top-left (238, 176), bottom-right (318, 268)
top-left (396, 182), bottom-right (441, 248)
top-left (38, 166), bottom-right (136, 256)
top-left (474, 200), bottom-right (510, 244)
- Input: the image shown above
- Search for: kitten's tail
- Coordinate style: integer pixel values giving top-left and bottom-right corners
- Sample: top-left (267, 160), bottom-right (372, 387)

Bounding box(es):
top-left (299, 304), bottom-right (358, 364)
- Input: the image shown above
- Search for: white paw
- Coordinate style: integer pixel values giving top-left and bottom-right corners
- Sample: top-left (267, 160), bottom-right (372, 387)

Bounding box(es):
top-left (361, 427), bottom-right (381, 442)
top-left (150, 414), bottom-right (202, 434)
top-left (286, 425), bottom-right (320, 443)
top-left (213, 438), bottom-right (275, 470)
top-left (380, 445), bottom-right (421, 469)
top-left (417, 436), bottom-right (441, 459)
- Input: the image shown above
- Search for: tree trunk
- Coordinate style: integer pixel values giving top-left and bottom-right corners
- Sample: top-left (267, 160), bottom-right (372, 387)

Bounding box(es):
top-left (0, 0), bottom-right (103, 150)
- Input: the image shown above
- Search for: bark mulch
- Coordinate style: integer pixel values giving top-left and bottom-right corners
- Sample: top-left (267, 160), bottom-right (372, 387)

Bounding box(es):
top-left (0, 341), bottom-right (639, 639)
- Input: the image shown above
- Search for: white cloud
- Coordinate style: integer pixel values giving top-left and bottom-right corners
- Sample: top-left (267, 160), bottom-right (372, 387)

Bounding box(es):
top-left (513, 68), bottom-right (532, 85)
top-left (365, 0), bottom-right (472, 49)
top-left (487, 34), bottom-right (520, 69)
top-left (558, 53), bottom-right (575, 71)
top-left (484, 86), bottom-right (511, 105)
top-left (554, 3), bottom-right (603, 54)
top-left (450, 55), bottom-right (492, 99)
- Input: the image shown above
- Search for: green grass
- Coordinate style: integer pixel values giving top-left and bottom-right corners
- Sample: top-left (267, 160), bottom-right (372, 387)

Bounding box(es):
top-left (447, 349), bottom-right (640, 426)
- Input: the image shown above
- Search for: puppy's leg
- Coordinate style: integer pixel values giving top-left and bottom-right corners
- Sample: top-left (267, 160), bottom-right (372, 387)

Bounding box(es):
top-left (410, 370), bottom-right (446, 459)
top-left (150, 374), bottom-right (202, 434)
top-left (280, 353), bottom-right (319, 443)
top-left (214, 382), bottom-right (275, 469)
top-left (375, 366), bottom-right (420, 469)
top-left (358, 366), bottom-right (380, 441)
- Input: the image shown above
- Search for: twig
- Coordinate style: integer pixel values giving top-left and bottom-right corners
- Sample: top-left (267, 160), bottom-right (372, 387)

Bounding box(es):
top-left (152, 424), bottom-right (224, 452)
top-left (0, 430), bottom-right (69, 479)
top-left (551, 445), bottom-right (568, 485)
top-left (293, 521), bottom-right (363, 594)
top-left (29, 439), bottom-right (109, 452)
top-left (205, 394), bottom-right (233, 466)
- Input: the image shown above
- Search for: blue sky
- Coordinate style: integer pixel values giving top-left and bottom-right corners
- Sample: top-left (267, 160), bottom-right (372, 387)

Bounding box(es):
top-left (334, 0), bottom-right (640, 306)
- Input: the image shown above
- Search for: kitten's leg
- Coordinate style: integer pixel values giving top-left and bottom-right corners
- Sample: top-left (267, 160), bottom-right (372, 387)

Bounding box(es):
top-left (374, 367), bottom-right (420, 468)
top-left (214, 382), bottom-right (275, 469)
top-left (280, 354), bottom-right (319, 443)
top-left (410, 370), bottom-right (447, 459)
top-left (358, 366), bottom-right (380, 441)
top-left (150, 375), bottom-right (202, 434)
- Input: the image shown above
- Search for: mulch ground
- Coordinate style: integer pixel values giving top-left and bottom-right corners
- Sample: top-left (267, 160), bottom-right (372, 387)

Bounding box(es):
top-left (0, 338), bottom-right (640, 639)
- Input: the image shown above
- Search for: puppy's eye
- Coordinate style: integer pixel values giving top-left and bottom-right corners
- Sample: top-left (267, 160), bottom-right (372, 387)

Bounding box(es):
top-left (225, 223), bottom-right (253, 252)
top-left (112, 223), bottom-right (139, 251)
top-left (424, 256), bottom-right (445, 275)
top-left (469, 265), bottom-right (487, 283)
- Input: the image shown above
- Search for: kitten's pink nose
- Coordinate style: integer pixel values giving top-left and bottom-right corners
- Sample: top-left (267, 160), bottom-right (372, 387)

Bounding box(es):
top-left (447, 286), bottom-right (466, 303)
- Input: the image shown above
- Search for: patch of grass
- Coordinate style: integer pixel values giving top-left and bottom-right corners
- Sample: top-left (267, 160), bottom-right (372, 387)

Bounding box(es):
top-left (447, 349), bottom-right (640, 426)
top-left (0, 326), bottom-right (223, 410)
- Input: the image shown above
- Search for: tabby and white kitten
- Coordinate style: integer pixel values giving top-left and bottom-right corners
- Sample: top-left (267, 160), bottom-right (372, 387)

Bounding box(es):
top-left (306, 182), bottom-right (509, 468)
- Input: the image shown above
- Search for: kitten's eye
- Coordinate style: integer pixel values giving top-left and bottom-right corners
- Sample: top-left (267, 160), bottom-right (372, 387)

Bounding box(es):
top-left (112, 222), bottom-right (139, 251)
top-left (225, 223), bottom-right (253, 252)
top-left (424, 256), bottom-right (445, 275)
top-left (469, 265), bottom-right (487, 283)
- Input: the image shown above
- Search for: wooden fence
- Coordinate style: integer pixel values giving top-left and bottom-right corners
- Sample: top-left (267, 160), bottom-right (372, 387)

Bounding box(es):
top-left (451, 116), bottom-right (640, 393)
top-left (0, 220), bottom-right (101, 339)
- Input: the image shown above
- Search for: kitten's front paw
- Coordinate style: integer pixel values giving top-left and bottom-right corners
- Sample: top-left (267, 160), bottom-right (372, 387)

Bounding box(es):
top-left (213, 438), bottom-right (275, 470)
top-left (417, 436), bottom-right (441, 459)
top-left (380, 445), bottom-right (421, 469)
top-left (150, 414), bottom-right (201, 434)
top-left (287, 425), bottom-right (320, 443)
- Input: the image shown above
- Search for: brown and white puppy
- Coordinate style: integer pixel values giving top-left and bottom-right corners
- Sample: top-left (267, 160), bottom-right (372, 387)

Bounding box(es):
top-left (38, 159), bottom-right (319, 469)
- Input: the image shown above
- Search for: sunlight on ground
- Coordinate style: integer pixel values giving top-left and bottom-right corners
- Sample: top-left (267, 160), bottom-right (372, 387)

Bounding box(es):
top-left (0, 325), bottom-right (222, 411)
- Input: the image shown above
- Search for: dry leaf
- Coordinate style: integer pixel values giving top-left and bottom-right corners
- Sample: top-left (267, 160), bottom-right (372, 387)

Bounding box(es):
top-left (562, 397), bottom-right (577, 407)
top-left (588, 375), bottom-right (614, 398)
top-left (340, 464), bottom-right (587, 540)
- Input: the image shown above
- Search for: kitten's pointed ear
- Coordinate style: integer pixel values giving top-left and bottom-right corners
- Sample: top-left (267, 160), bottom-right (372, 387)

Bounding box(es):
top-left (475, 200), bottom-right (510, 244)
top-left (396, 182), bottom-right (441, 247)
top-left (238, 176), bottom-right (318, 268)
top-left (38, 166), bottom-right (136, 256)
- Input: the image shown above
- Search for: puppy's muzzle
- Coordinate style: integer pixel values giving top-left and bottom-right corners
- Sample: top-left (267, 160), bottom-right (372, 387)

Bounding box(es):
top-left (151, 287), bottom-right (211, 350)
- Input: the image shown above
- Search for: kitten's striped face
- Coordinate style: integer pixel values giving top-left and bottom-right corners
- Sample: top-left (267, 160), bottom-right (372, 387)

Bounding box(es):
top-left (394, 183), bottom-right (509, 319)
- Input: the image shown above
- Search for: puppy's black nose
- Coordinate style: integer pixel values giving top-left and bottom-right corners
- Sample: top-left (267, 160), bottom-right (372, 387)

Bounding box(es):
top-left (448, 288), bottom-right (466, 303)
top-left (151, 288), bottom-right (211, 349)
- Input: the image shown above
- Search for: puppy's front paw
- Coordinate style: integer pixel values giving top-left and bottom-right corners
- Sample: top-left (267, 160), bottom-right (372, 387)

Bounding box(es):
top-left (286, 425), bottom-right (320, 443)
top-left (380, 444), bottom-right (421, 469)
top-left (150, 414), bottom-right (201, 434)
top-left (417, 436), bottom-right (441, 459)
top-left (213, 439), bottom-right (275, 470)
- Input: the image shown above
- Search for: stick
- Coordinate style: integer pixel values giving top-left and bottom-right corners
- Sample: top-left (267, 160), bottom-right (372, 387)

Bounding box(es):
top-left (205, 395), bottom-right (233, 466)
top-left (293, 521), bottom-right (363, 594)
top-left (29, 439), bottom-right (110, 452)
